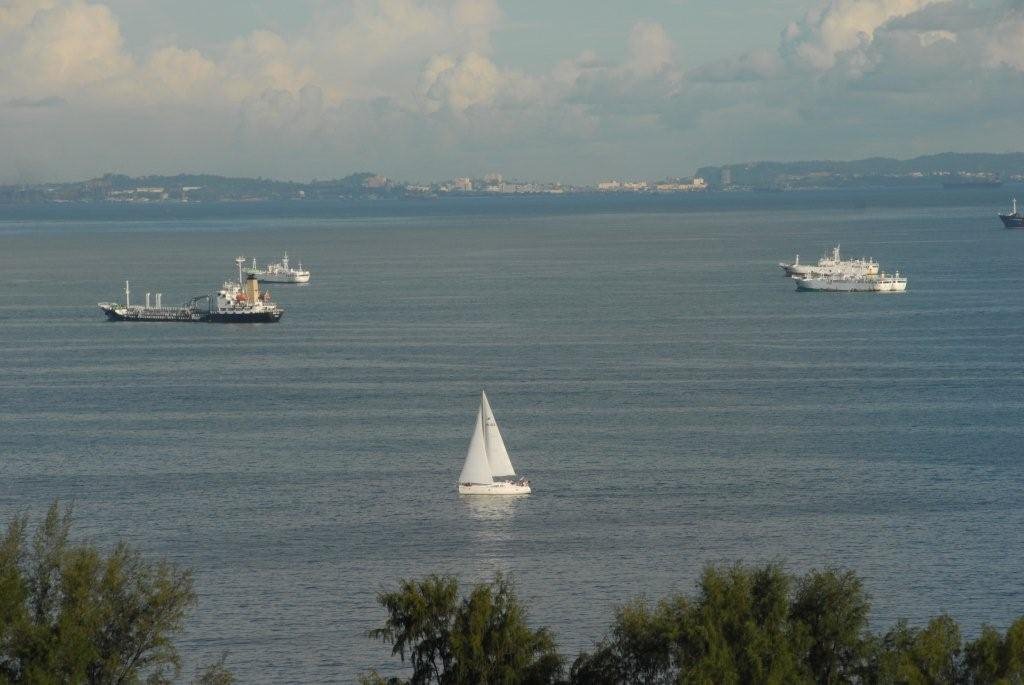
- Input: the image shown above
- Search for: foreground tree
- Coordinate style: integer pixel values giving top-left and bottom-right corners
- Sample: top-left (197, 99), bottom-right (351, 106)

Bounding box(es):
top-left (866, 615), bottom-right (962, 684)
top-left (0, 501), bottom-right (214, 684)
top-left (963, 617), bottom-right (1024, 684)
top-left (571, 564), bottom-right (878, 684)
top-left (570, 564), bottom-right (1024, 684)
top-left (789, 568), bottom-right (871, 684)
top-left (567, 596), bottom-right (683, 684)
top-left (370, 564), bottom-right (1024, 685)
top-left (676, 563), bottom-right (807, 684)
top-left (364, 573), bottom-right (562, 684)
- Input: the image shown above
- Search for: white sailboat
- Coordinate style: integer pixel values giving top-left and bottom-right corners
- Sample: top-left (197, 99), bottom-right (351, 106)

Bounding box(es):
top-left (457, 392), bottom-right (532, 495)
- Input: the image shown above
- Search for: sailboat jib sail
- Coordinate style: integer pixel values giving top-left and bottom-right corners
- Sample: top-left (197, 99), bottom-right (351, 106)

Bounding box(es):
top-left (481, 391), bottom-right (516, 478)
top-left (457, 391), bottom-right (532, 495)
top-left (458, 409), bottom-right (493, 485)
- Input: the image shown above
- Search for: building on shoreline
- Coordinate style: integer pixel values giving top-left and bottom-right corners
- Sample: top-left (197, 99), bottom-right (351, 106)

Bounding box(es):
top-left (597, 177), bottom-right (707, 192)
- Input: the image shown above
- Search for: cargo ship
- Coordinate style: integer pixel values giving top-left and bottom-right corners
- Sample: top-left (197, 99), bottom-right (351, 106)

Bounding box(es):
top-left (999, 198), bottom-right (1024, 228)
top-left (99, 257), bottom-right (284, 322)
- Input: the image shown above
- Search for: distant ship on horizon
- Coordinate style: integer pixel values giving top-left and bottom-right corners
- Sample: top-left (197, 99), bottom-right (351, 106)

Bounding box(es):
top-left (98, 257), bottom-right (284, 322)
top-left (779, 245), bottom-right (879, 278)
top-left (245, 253), bottom-right (310, 283)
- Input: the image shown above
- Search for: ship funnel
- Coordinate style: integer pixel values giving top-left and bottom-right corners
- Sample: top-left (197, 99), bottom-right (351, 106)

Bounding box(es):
top-left (125, 281), bottom-right (130, 308)
top-left (156, 293), bottom-right (162, 308)
top-left (244, 274), bottom-right (260, 304)
top-left (145, 292), bottom-right (151, 309)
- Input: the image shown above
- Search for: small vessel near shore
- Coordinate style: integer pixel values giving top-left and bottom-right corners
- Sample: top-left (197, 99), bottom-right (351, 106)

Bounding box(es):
top-left (98, 257), bottom-right (284, 322)
top-left (779, 245), bottom-right (879, 278)
top-left (458, 392), bottom-right (532, 495)
top-left (245, 253), bottom-right (310, 283)
top-left (795, 271), bottom-right (907, 292)
top-left (998, 198), bottom-right (1024, 228)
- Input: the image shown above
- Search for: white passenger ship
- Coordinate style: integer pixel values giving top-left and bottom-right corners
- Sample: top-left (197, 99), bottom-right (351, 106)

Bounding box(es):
top-left (780, 245), bottom-right (879, 278)
top-left (245, 253), bottom-right (310, 284)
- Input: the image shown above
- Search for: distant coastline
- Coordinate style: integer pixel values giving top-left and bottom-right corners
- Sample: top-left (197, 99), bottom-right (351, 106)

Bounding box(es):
top-left (697, 151), bottom-right (1024, 192)
top-left (2, 152), bottom-right (1023, 204)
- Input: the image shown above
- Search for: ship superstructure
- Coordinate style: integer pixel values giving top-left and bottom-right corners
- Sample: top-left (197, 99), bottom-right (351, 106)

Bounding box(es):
top-left (779, 245), bottom-right (879, 278)
top-left (207, 257), bottom-right (284, 322)
top-left (98, 257), bottom-right (283, 322)
top-left (245, 252), bottom-right (310, 283)
top-left (999, 198), bottom-right (1024, 228)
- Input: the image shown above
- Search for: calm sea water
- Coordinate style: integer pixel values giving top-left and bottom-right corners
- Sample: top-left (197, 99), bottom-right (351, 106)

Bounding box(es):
top-left (2, 190), bottom-right (1023, 682)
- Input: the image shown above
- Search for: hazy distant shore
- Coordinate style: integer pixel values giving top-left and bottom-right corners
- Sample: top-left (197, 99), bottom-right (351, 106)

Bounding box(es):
top-left (3, 152), bottom-right (1023, 205)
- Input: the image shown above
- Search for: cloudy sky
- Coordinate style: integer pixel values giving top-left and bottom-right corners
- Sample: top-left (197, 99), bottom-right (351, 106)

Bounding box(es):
top-left (1, 0), bottom-right (1023, 183)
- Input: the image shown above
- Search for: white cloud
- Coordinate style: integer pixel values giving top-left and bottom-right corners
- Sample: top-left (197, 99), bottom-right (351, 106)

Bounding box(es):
top-left (0, 1), bottom-right (687, 181)
top-left (663, 0), bottom-right (1024, 168)
top-left (781, 0), bottom-right (943, 70)
top-left (0, 0), bottom-right (56, 35)
top-left (2, 0), bottom-right (1024, 184)
top-left (0, 0), bottom-right (132, 99)
top-left (627, 21), bottom-right (676, 75)
top-left (419, 52), bottom-right (504, 113)
top-left (985, 13), bottom-right (1024, 70)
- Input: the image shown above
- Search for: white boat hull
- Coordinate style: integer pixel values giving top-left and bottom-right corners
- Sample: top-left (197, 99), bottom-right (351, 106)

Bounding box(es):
top-left (243, 270), bottom-right (307, 282)
top-left (796, 277), bottom-right (907, 292)
top-left (458, 481), bottom-right (532, 495)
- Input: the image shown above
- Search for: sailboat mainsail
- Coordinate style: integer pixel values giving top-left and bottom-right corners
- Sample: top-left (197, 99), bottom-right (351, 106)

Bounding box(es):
top-left (481, 391), bottom-right (516, 478)
top-left (458, 408), bottom-right (493, 485)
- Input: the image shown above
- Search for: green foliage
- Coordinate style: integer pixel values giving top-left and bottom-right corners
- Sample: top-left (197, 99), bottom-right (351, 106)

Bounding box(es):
top-left (448, 577), bottom-right (561, 684)
top-left (790, 568), bottom-right (871, 684)
top-left (571, 564), bottom-right (816, 684)
top-left (567, 564), bottom-right (1024, 684)
top-left (569, 596), bottom-right (683, 684)
top-left (868, 616), bottom-right (962, 684)
top-left (367, 573), bottom-right (563, 684)
top-left (0, 501), bottom-right (211, 684)
top-left (369, 575), bottom-right (459, 683)
top-left (1005, 618), bottom-right (1024, 681)
top-left (680, 563), bottom-right (806, 684)
top-left (191, 653), bottom-right (235, 685)
top-left (962, 617), bottom-right (1024, 685)
top-left (964, 625), bottom-right (1004, 685)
